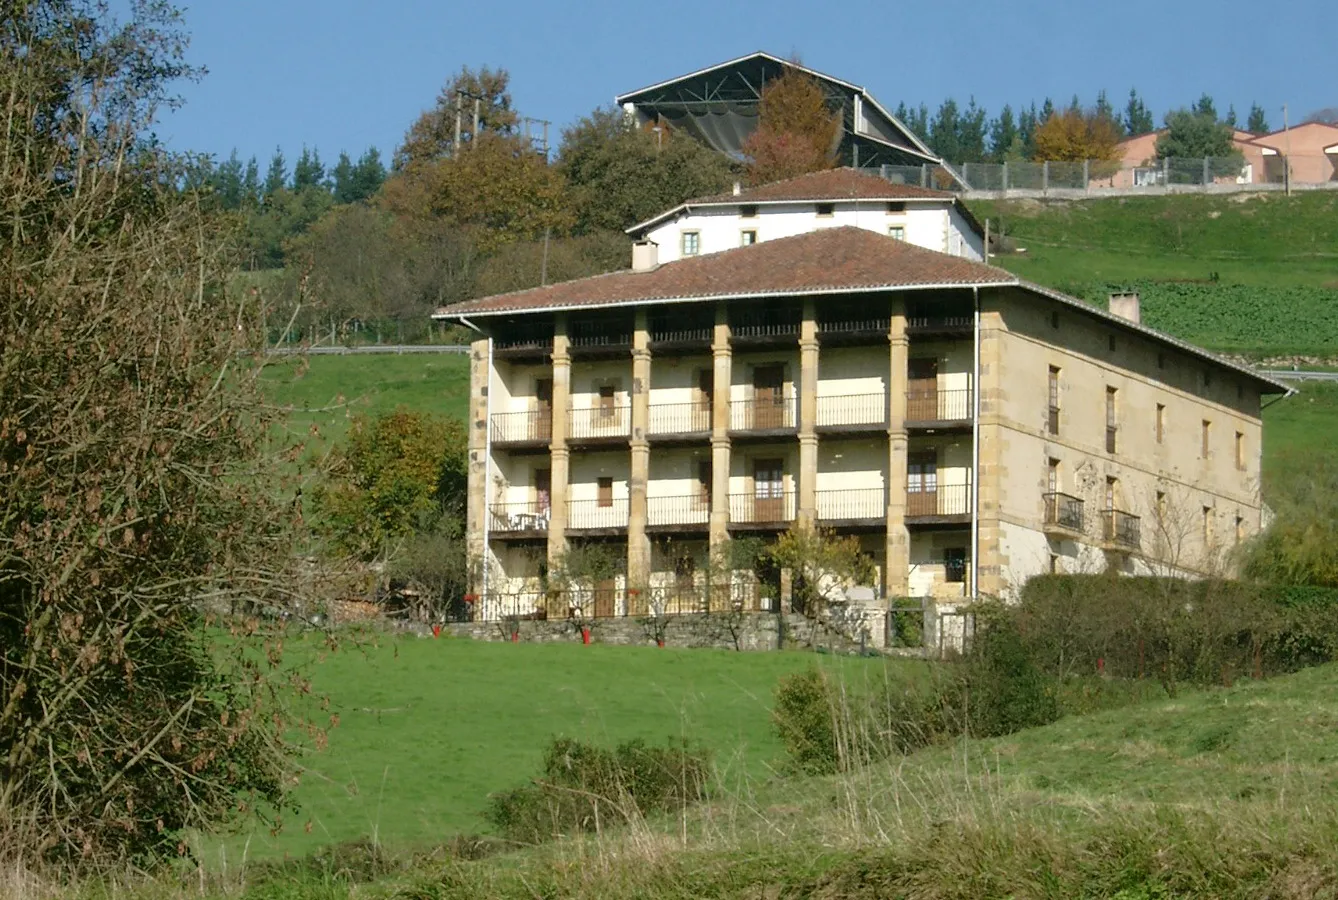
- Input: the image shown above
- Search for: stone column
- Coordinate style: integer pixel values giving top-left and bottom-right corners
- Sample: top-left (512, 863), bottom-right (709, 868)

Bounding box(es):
top-left (547, 315), bottom-right (571, 573)
top-left (885, 296), bottom-right (910, 599)
top-left (467, 335), bottom-right (491, 595)
top-left (975, 295), bottom-right (1005, 598)
top-left (627, 308), bottom-right (652, 611)
top-left (709, 302), bottom-right (732, 561)
top-left (797, 298), bottom-right (820, 527)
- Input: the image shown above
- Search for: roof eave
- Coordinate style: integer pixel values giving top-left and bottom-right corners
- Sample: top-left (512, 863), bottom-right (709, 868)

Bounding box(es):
top-left (626, 194), bottom-right (958, 236)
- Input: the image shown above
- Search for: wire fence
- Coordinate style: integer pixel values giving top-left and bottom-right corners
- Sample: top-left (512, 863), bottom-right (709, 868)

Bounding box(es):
top-left (872, 151), bottom-right (1338, 195)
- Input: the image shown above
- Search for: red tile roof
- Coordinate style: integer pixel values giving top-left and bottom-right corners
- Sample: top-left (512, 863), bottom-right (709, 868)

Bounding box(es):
top-left (693, 167), bottom-right (954, 203)
top-left (437, 226), bottom-right (1014, 317)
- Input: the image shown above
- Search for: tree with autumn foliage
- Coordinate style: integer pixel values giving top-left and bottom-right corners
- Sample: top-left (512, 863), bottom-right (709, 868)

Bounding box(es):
top-left (1031, 107), bottom-right (1123, 163)
top-left (396, 65), bottom-right (520, 167)
top-left (742, 67), bottom-right (841, 185)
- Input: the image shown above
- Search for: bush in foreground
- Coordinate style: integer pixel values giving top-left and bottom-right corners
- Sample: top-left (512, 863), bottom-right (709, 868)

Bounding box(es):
top-left (486, 737), bottom-right (710, 844)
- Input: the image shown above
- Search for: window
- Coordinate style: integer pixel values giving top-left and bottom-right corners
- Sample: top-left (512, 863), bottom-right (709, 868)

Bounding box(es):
top-left (740, 204), bottom-right (757, 218)
top-left (1047, 458), bottom-right (1060, 495)
top-left (886, 201), bottom-right (906, 212)
top-left (681, 231), bottom-right (700, 256)
top-left (944, 548), bottom-right (967, 583)
top-left (908, 452), bottom-right (938, 516)
top-left (740, 229), bottom-right (758, 246)
top-left (816, 202), bottom-right (835, 217)
top-left (1047, 366), bottom-right (1061, 435)
top-left (1050, 311), bottom-right (1060, 330)
top-left (597, 477), bottom-right (614, 508)
top-left (536, 468), bottom-right (552, 513)
top-left (1105, 387), bottom-right (1118, 454)
top-left (1155, 403), bottom-right (1166, 444)
top-left (1235, 515), bottom-right (1245, 544)
top-left (1105, 477), bottom-right (1118, 512)
top-left (1201, 419), bottom-right (1211, 458)
top-left (888, 224), bottom-right (906, 241)
top-left (1202, 505), bottom-right (1213, 543)
top-left (1156, 491), bottom-right (1167, 522)
top-left (1235, 431), bottom-right (1245, 470)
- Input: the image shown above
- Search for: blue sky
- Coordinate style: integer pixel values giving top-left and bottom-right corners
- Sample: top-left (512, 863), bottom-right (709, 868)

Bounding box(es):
top-left (159, 0), bottom-right (1332, 166)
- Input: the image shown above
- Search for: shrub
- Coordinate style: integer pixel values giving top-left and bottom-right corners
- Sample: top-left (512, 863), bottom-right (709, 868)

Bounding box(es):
top-left (772, 667), bottom-right (839, 773)
top-left (485, 737), bottom-right (710, 844)
top-left (963, 616), bottom-right (1060, 737)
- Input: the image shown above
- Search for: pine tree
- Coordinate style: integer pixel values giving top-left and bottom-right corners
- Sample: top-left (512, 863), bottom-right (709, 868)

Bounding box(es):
top-left (242, 156), bottom-right (260, 206)
top-left (989, 105), bottom-right (1019, 162)
top-left (293, 146), bottom-right (326, 191)
top-left (957, 97), bottom-right (988, 163)
top-left (1095, 90), bottom-right (1123, 137)
top-left (350, 148), bottom-right (387, 200)
top-left (1192, 93), bottom-right (1218, 122)
top-left (1123, 89), bottom-right (1154, 135)
top-left (1247, 103), bottom-right (1269, 134)
top-left (331, 151), bottom-right (356, 204)
top-left (212, 149), bottom-right (244, 209)
top-left (894, 102), bottom-right (930, 140)
top-left (1225, 104), bottom-right (1238, 128)
top-left (928, 98), bottom-right (962, 162)
top-left (1019, 103), bottom-right (1040, 159)
top-left (263, 148), bottom-right (287, 197)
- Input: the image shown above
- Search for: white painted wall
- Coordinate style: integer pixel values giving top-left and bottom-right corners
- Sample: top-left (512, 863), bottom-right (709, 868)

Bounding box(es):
top-left (641, 199), bottom-right (983, 264)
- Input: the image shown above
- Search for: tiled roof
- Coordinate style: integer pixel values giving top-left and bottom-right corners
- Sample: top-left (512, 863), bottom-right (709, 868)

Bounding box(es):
top-left (692, 167), bottom-right (954, 204)
top-left (437, 226), bottom-right (1014, 317)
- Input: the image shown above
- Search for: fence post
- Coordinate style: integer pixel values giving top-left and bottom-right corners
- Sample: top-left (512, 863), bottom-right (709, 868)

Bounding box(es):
top-left (1002, 160), bottom-right (1008, 192)
top-left (920, 164), bottom-right (928, 188)
top-left (1042, 160), bottom-right (1049, 193)
top-left (1083, 159), bottom-right (1090, 193)
top-left (1163, 157), bottom-right (1170, 186)
top-left (1203, 156), bottom-right (1210, 186)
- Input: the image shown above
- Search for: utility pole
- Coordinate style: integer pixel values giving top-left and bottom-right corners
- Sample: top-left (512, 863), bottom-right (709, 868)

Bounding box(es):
top-left (453, 90), bottom-right (463, 157)
top-left (473, 97), bottom-right (481, 147)
top-left (1283, 103), bottom-right (1292, 196)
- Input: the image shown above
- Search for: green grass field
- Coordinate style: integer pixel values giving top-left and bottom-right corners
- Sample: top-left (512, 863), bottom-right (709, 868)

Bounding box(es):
top-left (200, 639), bottom-right (899, 864)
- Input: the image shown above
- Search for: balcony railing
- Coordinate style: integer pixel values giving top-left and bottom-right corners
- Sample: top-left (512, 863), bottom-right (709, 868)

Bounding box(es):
top-left (490, 409), bottom-right (553, 444)
top-left (475, 590), bottom-right (551, 621)
top-left (906, 388), bottom-right (973, 423)
top-left (906, 484), bottom-right (971, 518)
top-left (494, 332), bottom-right (553, 355)
top-left (568, 329), bottom-right (631, 350)
top-left (1103, 508), bottom-right (1141, 549)
top-left (729, 491), bottom-right (796, 524)
top-left (646, 581), bottom-right (764, 615)
top-left (649, 323), bottom-right (712, 344)
top-left (647, 494), bottom-right (711, 527)
top-left (906, 315), bottom-right (973, 336)
top-left (1043, 492), bottom-right (1085, 532)
top-left (729, 396), bottom-right (797, 431)
top-left (567, 497), bottom-right (629, 530)
top-left (817, 487), bottom-right (886, 522)
top-left (647, 402), bottom-right (712, 436)
top-left (732, 317), bottom-right (799, 339)
top-left (818, 317), bottom-right (890, 337)
top-left (816, 393), bottom-right (886, 429)
top-left (489, 501), bottom-right (551, 534)
top-left (568, 404), bottom-right (630, 441)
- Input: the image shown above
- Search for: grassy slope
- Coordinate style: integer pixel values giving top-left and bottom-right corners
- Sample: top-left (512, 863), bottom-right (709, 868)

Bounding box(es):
top-left (201, 639), bottom-right (897, 862)
top-left (1262, 381), bottom-right (1338, 487)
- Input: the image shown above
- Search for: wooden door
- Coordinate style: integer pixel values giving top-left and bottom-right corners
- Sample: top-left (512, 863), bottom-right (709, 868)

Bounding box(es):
top-left (534, 468), bottom-right (551, 515)
top-left (907, 358), bottom-right (938, 420)
top-left (753, 365), bottom-right (785, 429)
top-left (535, 378), bottom-right (553, 440)
top-left (753, 458), bottom-right (784, 521)
top-left (597, 384), bottom-right (616, 422)
top-left (907, 452), bottom-right (937, 516)
top-left (593, 577), bottom-right (617, 618)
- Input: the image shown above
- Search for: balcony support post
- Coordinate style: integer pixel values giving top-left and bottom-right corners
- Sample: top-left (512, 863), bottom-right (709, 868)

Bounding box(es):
top-left (709, 302), bottom-right (732, 558)
top-left (885, 296), bottom-right (910, 598)
top-left (797, 298), bottom-right (820, 527)
top-left (627, 309), bottom-right (652, 611)
top-left (547, 315), bottom-right (571, 571)
top-left (468, 335), bottom-right (491, 596)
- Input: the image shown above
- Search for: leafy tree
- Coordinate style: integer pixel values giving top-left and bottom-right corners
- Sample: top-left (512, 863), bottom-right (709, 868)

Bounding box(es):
top-left (397, 65), bottom-right (518, 167)
top-left (243, 184), bottom-right (335, 268)
top-left (0, 0), bottom-right (308, 859)
top-left (381, 132), bottom-right (572, 253)
top-left (557, 106), bottom-right (735, 232)
top-left (1123, 88), bottom-right (1154, 135)
top-left (1245, 455), bottom-right (1338, 588)
top-left (1247, 103), bottom-right (1270, 133)
top-left (292, 145), bottom-right (326, 191)
top-left (473, 231), bottom-right (630, 297)
top-left (741, 67), bottom-right (840, 185)
top-left (1031, 107), bottom-right (1122, 162)
top-left (313, 411), bottom-right (468, 562)
top-left (1303, 107), bottom-right (1338, 125)
top-left (988, 104), bottom-right (1020, 161)
top-left (766, 527), bottom-right (875, 617)
top-left (263, 146), bottom-right (287, 196)
top-left (1156, 108), bottom-right (1242, 160)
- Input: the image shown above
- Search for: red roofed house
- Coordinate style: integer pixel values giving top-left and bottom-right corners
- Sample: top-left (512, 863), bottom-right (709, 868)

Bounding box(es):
top-left (435, 180), bottom-right (1284, 647)
top-left (1245, 122), bottom-right (1338, 185)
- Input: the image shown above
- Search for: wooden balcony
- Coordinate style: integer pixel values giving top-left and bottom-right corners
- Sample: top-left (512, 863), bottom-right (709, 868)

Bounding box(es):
top-left (905, 484), bottom-right (971, 526)
top-left (906, 315), bottom-right (973, 338)
top-left (817, 316), bottom-right (890, 346)
top-left (905, 388), bottom-right (973, 430)
top-left (728, 396), bottom-right (797, 438)
top-left (728, 491), bottom-right (796, 529)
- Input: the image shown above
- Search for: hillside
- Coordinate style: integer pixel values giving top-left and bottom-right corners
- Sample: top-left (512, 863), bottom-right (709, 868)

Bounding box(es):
top-left (969, 192), bottom-right (1338, 359)
top-left (230, 662), bottom-right (1338, 898)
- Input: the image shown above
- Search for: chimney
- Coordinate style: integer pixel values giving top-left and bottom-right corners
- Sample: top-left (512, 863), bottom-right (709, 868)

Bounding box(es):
top-left (732, 180), bottom-right (742, 196)
top-left (1109, 291), bottom-right (1141, 325)
top-left (632, 239), bottom-right (659, 272)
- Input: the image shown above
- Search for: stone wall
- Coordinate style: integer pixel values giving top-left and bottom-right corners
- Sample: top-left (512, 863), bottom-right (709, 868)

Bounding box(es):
top-left (441, 611), bottom-right (879, 654)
